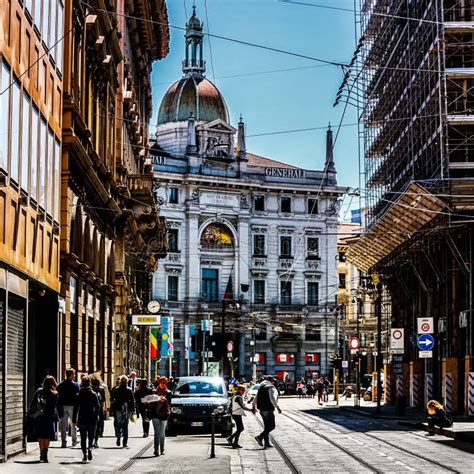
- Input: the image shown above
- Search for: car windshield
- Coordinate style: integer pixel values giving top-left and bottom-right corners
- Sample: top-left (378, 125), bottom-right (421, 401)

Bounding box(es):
top-left (250, 384), bottom-right (260, 391)
top-left (174, 380), bottom-right (225, 397)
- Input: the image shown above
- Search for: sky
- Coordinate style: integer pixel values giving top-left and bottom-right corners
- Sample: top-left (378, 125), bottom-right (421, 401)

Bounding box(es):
top-left (150, 0), bottom-right (361, 219)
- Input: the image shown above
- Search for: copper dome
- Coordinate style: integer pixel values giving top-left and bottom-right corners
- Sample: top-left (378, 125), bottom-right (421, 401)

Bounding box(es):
top-left (157, 75), bottom-right (229, 125)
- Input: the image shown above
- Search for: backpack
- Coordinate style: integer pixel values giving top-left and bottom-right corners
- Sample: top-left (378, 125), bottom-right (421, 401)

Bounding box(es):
top-left (28, 389), bottom-right (47, 419)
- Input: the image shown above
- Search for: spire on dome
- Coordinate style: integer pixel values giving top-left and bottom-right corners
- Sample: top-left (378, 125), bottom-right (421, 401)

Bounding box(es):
top-left (182, 7), bottom-right (206, 76)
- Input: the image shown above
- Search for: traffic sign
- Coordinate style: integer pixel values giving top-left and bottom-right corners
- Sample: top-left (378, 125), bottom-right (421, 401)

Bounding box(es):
top-left (419, 350), bottom-right (433, 359)
top-left (390, 328), bottom-right (404, 352)
top-left (417, 317), bottom-right (434, 334)
top-left (349, 337), bottom-right (360, 350)
top-left (227, 341), bottom-right (234, 352)
top-left (342, 360), bottom-right (349, 368)
top-left (417, 334), bottom-right (435, 351)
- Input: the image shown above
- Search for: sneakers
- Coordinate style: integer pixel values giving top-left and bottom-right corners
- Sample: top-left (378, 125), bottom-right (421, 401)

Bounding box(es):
top-left (82, 454), bottom-right (88, 462)
top-left (264, 443), bottom-right (274, 448)
top-left (255, 435), bottom-right (263, 447)
top-left (72, 440), bottom-right (78, 447)
top-left (153, 449), bottom-right (159, 456)
top-left (87, 449), bottom-right (93, 461)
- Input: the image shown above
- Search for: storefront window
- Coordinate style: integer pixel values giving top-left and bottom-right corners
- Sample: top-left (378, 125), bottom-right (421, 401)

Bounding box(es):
top-left (275, 353), bottom-right (295, 365)
top-left (305, 353), bottom-right (320, 364)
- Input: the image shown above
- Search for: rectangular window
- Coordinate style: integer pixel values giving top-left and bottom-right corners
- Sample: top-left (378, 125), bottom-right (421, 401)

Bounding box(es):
top-left (306, 325), bottom-right (321, 341)
top-left (10, 80), bottom-right (21, 183)
top-left (308, 198), bottom-right (318, 215)
top-left (253, 195), bottom-right (265, 211)
top-left (169, 187), bottom-right (179, 204)
top-left (173, 323), bottom-right (181, 340)
top-left (21, 92), bottom-right (31, 192)
top-left (168, 229), bottom-right (179, 252)
top-left (39, 118), bottom-right (47, 208)
top-left (280, 280), bottom-right (292, 304)
top-left (275, 353), bottom-right (295, 365)
top-left (47, 128), bottom-right (54, 214)
top-left (31, 106), bottom-right (39, 201)
top-left (54, 140), bottom-right (60, 221)
top-left (56, 2), bottom-right (64, 73)
top-left (280, 236), bottom-right (292, 257)
top-left (254, 280), bottom-right (265, 304)
top-left (281, 196), bottom-right (292, 213)
top-left (0, 62), bottom-right (11, 170)
top-left (34, 0), bottom-right (42, 33)
top-left (50, 0), bottom-right (57, 63)
top-left (255, 327), bottom-right (267, 341)
top-left (26, 0), bottom-right (33, 16)
top-left (307, 237), bottom-right (319, 259)
top-left (339, 273), bottom-right (346, 289)
top-left (307, 281), bottom-right (319, 305)
top-left (167, 275), bottom-right (179, 302)
top-left (42, 0), bottom-right (50, 46)
top-left (253, 234), bottom-right (265, 256)
top-left (201, 268), bottom-right (218, 302)
top-left (305, 353), bottom-right (320, 364)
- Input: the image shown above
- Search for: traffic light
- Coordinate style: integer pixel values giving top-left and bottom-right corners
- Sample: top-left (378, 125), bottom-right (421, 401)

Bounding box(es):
top-left (352, 352), bottom-right (360, 369)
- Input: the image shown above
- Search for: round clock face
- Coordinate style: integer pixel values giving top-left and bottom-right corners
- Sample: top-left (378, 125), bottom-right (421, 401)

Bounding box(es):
top-left (147, 300), bottom-right (161, 314)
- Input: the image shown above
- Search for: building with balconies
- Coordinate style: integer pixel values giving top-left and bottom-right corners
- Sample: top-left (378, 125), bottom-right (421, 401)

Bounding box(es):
top-left (151, 8), bottom-right (345, 384)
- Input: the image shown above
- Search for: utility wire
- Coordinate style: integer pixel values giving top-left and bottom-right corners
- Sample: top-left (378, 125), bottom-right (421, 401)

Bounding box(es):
top-left (204, 0), bottom-right (216, 84)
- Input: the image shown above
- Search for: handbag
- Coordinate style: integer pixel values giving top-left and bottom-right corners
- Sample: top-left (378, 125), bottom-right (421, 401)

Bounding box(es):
top-left (28, 390), bottom-right (46, 420)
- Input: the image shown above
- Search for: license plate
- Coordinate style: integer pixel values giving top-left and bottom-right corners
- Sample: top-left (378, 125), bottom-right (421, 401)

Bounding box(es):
top-left (191, 422), bottom-right (204, 427)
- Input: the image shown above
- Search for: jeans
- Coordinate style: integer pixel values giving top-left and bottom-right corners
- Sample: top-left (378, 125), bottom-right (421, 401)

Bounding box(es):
top-left (115, 411), bottom-right (130, 445)
top-left (139, 408), bottom-right (150, 436)
top-left (79, 424), bottom-right (96, 454)
top-left (229, 415), bottom-right (244, 446)
top-left (95, 419), bottom-right (104, 444)
top-left (259, 410), bottom-right (275, 446)
top-left (60, 405), bottom-right (77, 445)
top-left (151, 418), bottom-right (168, 453)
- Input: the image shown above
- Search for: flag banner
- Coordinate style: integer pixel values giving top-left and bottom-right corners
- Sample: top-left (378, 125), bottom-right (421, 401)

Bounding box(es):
top-left (160, 316), bottom-right (174, 357)
top-left (223, 271), bottom-right (233, 301)
top-left (185, 324), bottom-right (196, 360)
top-left (351, 209), bottom-right (362, 224)
top-left (150, 327), bottom-right (159, 359)
top-left (201, 319), bottom-right (213, 335)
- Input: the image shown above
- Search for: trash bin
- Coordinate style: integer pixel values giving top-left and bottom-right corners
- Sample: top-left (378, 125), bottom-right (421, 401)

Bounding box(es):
top-left (395, 396), bottom-right (406, 416)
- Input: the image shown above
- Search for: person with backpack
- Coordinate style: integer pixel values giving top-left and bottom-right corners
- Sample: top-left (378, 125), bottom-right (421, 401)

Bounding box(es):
top-left (143, 376), bottom-right (172, 456)
top-left (226, 385), bottom-right (252, 448)
top-left (111, 375), bottom-right (135, 448)
top-left (73, 375), bottom-right (99, 463)
top-left (91, 374), bottom-right (106, 448)
top-left (57, 368), bottom-right (80, 448)
top-left (135, 378), bottom-right (154, 437)
top-left (252, 376), bottom-right (282, 449)
top-left (28, 375), bottom-right (59, 463)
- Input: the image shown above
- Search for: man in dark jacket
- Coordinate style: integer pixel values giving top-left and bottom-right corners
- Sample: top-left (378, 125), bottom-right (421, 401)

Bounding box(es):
top-left (73, 375), bottom-right (99, 463)
top-left (252, 376), bottom-right (282, 448)
top-left (57, 368), bottom-right (80, 447)
top-left (112, 375), bottom-right (135, 448)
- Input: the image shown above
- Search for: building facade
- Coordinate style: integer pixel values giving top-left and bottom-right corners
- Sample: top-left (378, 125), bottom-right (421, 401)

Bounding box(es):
top-left (0, 0), bottom-right (64, 459)
top-left (151, 9), bottom-right (345, 385)
top-left (349, 1), bottom-right (474, 413)
top-left (60, 0), bottom-right (169, 388)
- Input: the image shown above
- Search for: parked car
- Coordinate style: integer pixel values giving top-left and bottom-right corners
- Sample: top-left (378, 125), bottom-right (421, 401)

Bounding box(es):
top-left (244, 384), bottom-right (261, 403)
top-left (167, 376), bottom-right (232, 437)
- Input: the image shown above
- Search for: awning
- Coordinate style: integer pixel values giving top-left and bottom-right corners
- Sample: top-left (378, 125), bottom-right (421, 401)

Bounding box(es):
top-left (346, 183), bottom-right (447, 272)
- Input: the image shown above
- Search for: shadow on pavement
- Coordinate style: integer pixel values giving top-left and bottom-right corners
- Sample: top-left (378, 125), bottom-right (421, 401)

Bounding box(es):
top-left (13, 460), bottom-right (42, 464)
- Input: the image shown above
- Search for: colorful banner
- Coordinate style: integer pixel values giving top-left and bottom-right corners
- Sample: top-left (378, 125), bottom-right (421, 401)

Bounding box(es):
top-left (185, 324), bottom-right (196, 360)
top-left (160, 316), bottom-right (174, 357)
top-left (150, 327), bottom-right (159, 359)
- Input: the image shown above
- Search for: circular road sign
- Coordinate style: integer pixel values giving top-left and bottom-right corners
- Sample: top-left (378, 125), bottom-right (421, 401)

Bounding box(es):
top-left (421, 322), bottom-right (431, 333)
top-left (349, 337), bottom-right (360, 350)
top-left (227, 341), bottom-right (234, 352)
top-left (392, 329), bottom-right (403, 340)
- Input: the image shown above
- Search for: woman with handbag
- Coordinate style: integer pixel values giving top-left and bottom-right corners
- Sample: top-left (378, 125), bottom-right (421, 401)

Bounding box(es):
top-left (145, 376), bottom-right (172, 456)
top-left (111, 375), bottom-right (135, 448)
top-left (134, 379), bottom-right (153, 437)
top-left (28, 375), bottom-right (59, 463)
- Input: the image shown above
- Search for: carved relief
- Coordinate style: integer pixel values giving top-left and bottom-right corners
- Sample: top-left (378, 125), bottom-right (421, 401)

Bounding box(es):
top-left (240, 194), bottom-right (250, 209)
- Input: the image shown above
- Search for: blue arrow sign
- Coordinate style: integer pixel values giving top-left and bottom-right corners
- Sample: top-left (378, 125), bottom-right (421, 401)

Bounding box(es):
top-left (417, 334), bottom-right (435, 351)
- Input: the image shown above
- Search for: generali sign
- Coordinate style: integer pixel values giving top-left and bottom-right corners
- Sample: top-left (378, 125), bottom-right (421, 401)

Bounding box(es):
top-left (265, 167), bottom-right (305, 179)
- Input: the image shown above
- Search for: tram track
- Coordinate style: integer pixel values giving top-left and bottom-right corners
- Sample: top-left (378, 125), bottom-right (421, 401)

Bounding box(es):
top-left (284, 409), bottom-right (461, 473)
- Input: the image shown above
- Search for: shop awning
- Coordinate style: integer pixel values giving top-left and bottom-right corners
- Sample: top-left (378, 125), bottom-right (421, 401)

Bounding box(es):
top-left (346, 183), bottom-right (447, 272)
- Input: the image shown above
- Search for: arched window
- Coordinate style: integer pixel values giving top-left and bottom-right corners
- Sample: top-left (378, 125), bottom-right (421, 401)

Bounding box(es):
top-left (200, 223), bottom-right (234, 251)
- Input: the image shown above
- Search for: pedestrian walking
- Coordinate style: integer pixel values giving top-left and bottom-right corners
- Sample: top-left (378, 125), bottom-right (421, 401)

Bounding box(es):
top-left (145, 376), bottom-right (172, 456)
top-left (252, 376), bottom-right (282, 449)
top-left (111, 375), bottom-right (135, 448)
top-left (135, 378), bottom-right (153, 437)
top-left (110, 376), bottom-right (121, 437)
top-left (317, 378), bottom-right (324, 405)
top-left (227, 385), bottom-right (252, 448)
top-left (73, 375), bottom-right (99, 463)
top-left (57, 368), bottom-right (79, 448)
top-left (426, 400), bottom-right (452, 436)
top-left (28, 375), bottom-right (59, 463)
top-left (91, 374), bottom-right (106, 448)
top-left (128, 371), bottom-right (138, 392)
top-left (323, 376), bottom-right (330, 402)
top-left (296, 380), bottom-right (305, 399)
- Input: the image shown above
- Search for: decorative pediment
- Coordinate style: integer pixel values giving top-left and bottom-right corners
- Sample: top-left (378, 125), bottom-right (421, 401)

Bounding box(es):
top-left (196, 119), bottom-right (236, 159)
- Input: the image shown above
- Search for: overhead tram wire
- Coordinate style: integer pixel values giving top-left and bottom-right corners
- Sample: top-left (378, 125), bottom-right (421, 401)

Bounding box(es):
top-left (79, 0), bottom-right (347, 68)
top-left (204, 0), bottom-right (216, 84)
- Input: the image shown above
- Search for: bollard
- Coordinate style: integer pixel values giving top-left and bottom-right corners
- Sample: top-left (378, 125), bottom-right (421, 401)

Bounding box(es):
top-left (210, 412), bottom-right (216, 458)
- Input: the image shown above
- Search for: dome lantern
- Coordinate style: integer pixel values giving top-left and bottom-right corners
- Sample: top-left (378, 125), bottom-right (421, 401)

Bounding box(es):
top-left (182, 6), bottom-right (206, 76)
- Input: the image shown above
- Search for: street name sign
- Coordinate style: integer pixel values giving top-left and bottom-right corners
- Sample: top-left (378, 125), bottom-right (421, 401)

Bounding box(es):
top-left (417, 334), bottom-right (435, 351)
top-left (393, 354), bottom-right (404, 375)
top-left (419, 350), bottom-right (433, 359)
top-left (417, 317), bottom-right (434, 334)
top-left (132, 315), bottom-right (161, 326)
top-left (390, 328), bottom-right (404, 352)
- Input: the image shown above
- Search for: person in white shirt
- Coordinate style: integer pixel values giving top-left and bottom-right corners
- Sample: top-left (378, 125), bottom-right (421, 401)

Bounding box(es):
top-left (226, 385), bottom-right (252, 448)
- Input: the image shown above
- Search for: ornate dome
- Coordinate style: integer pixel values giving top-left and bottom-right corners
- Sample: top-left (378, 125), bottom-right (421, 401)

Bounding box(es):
top-left (157, 75), bottom-right (229, 125)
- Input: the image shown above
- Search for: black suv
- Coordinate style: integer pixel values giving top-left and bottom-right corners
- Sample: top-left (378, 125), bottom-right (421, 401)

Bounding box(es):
top-left (167, 376), bottom-right (232, 437)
